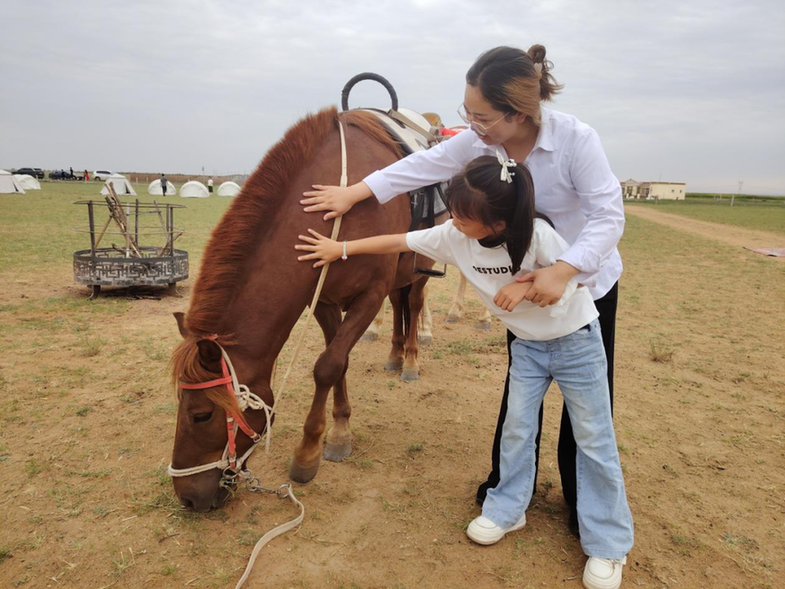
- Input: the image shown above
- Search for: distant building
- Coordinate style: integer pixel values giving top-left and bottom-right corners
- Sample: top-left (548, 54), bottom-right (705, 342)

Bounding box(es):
top-left (621, 179), bottom-right (686, 200)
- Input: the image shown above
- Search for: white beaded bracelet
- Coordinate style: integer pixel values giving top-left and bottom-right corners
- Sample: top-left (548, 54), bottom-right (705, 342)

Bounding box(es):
top-left (341, 240), bottom-right (348, 261)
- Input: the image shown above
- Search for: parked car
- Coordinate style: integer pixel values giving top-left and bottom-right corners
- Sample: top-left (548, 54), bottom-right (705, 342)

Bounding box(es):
top-left (49, 170), bottom-right (77, 180)
top-left (93, 170), bottom-right (114, 181)
top-left (14, 167), bottom-right (45, 179)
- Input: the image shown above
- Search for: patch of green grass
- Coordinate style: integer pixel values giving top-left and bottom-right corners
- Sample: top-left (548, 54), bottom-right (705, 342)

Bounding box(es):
top-left (25, 458), bottom-right (43, 476)
top-left (67, 468), bottom-right (112, 478)
top-left (407, 442), bottom-right (423, 453)
top-left (626, 199), bottom-right (785, 234)
top-left (75, 406), bottom-right (91, 417)
top-left (0, 545), bottom-right (11, 564)
top-left (78, 336), bottom-right (106, 358)
top-left (672, 532), bottom-right (702, 555)
top-left (649, 340), bottom-right (675, 363)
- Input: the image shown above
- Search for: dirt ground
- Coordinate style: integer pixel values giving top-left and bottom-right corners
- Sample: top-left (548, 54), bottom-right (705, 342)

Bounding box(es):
top-left (623, 206), bottom-right (785, 252)
top-left (1, 208), bottom-right (783, 589)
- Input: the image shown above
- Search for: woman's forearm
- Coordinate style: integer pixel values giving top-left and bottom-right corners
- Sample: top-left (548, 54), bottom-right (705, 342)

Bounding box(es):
top-left (348, 181), bottom-right (374, 204)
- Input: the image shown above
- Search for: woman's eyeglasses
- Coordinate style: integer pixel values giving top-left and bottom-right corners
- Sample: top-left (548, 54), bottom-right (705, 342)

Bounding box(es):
top-left (457, 104), bottom-right (511, 135)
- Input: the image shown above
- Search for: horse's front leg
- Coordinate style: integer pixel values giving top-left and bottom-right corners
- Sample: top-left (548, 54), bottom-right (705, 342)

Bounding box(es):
top-left (312, 302), bottom-right (352, 463)
top-left (289, 295), bottom-right (384, 483)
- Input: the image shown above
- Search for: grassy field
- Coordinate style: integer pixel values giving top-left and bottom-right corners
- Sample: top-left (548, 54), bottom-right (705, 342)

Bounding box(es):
top-left (1, 182), bottom-right (783, 588)
top-left (0, 181), bottom-right (233, 274)
top-left (625, 199), bottom-right (785, 235)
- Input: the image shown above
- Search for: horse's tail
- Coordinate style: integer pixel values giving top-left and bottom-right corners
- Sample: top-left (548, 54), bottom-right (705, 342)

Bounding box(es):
top-left (400, 284), bottom-right (413, 343)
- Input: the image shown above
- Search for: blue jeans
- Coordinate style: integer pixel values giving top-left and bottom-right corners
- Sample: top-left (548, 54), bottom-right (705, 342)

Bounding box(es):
top-left (482, 319), bottom-right (634, 559)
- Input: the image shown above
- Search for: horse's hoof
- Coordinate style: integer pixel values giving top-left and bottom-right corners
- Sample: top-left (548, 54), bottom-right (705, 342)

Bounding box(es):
top-left (288, 458), bottom-right (320, 483)
top-left (385, 358), bottom-right (404, 371)
top-left (400, 368), bottom-right (420, 382)
top-left (323, 441), bottom-right (352, 462)
top-left (359, 331), bottom-right (379, 343)
top-left (475, 320), bottom-right (492, 331)
top-left (445, 313), bottom-right (461, 323)
top-left (418, 334), bottom-right (433, 347)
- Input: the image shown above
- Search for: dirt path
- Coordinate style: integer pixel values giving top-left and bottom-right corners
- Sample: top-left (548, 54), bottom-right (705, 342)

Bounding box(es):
top-left (624, 205), bottom-right (785, 252)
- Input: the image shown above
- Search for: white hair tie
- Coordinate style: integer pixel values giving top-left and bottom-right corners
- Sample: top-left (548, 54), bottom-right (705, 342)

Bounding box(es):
top-left (496, 151), bottom-right (516, 183)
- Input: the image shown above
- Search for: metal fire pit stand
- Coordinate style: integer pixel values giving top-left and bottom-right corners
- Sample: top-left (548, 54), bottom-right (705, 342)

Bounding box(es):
top-left (72, 197), bottom-right (189, 298)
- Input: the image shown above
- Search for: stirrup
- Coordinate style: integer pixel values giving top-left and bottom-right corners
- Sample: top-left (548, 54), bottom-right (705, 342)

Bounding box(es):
top-left (413, 253), bottom-right (446, 278)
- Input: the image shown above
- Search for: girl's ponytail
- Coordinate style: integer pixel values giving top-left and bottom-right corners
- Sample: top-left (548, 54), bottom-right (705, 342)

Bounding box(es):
top-left (505, 164), bottom-right (536, 274)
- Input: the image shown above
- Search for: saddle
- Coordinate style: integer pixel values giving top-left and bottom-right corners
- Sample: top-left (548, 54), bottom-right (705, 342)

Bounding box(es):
top-left (353, 107), bottom-right (449, 230)
top-left (342, 72), bottom-right (449, 277)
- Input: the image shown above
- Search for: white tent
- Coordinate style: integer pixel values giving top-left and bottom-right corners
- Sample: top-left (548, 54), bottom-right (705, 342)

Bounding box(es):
top-left (100, 174), bottom-right (136, 196)
top-left (0, 170), bottom-right (26, 194)
top-left (148, 178), bottom-right (177, 196)
top-left (14, 174), bottom-right (41, 190)
top-left (180, 181), bottom-right (209, 198)
top-left (217, 181), bottom-right (241, 197)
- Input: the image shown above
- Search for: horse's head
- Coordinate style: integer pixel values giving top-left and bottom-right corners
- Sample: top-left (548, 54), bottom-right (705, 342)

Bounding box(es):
top-left (169, 313), bottom-right (266, 511)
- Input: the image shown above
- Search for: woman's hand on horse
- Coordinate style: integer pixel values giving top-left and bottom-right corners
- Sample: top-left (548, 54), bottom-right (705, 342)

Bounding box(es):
top-left (301, 182), bottom-right (372, 221)
top-left (516, 262), bottom-right (579, 307)
top-left (296, 229), bottom-right (341, 268)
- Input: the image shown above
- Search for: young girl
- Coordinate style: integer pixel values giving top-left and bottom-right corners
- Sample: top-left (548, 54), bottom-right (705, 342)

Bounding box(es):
top-left (301, 46), bottom-right (626, 535)
top-left (296, 156), bottom-right (633, 589)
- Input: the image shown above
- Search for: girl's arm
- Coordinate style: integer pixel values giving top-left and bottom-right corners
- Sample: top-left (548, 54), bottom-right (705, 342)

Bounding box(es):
top-left (301, 129), bottom-right (477, 221)
top-left (296, 229), bottom-right (411, 268)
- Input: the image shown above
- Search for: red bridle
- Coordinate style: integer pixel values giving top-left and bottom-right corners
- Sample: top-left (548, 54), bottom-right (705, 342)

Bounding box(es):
top-left (179, 355), bottom-right (262, 472)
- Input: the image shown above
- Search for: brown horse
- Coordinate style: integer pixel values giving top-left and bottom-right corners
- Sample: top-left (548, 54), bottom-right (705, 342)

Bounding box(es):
top-left (169, 107), bottom-right (436, 511)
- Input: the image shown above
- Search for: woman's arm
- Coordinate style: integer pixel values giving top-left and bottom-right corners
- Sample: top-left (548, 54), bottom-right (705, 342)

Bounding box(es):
top-left (301, 129), bottom-right (477, 220)
top-left (557, 127), bottom-right (625, 275)
top-left (296, 229), bottom-right (411, 268)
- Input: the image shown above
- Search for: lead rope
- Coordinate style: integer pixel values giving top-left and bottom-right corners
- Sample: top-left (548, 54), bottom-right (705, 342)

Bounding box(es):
top-left (233, 118), bottom-right (349, 589)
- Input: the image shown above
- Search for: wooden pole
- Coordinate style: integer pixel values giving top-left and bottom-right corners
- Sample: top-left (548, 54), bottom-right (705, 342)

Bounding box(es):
top-left (87, 201), bottom-right (96, 255)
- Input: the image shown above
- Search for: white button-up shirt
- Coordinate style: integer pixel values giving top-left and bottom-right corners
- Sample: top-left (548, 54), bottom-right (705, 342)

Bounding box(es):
top-left (363, 107), bottom-right (625, 300)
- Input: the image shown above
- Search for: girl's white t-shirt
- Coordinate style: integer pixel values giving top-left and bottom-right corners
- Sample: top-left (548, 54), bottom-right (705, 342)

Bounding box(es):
top-left (406, 219), bottom-right (599, 341)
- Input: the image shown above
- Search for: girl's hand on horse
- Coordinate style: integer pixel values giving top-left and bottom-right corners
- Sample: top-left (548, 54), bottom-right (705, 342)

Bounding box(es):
top-left (516, 261), bottom-right (579, 307)
top-left (301, 182), bottom-right (372, 221)
top-left (296, 229), bottom-right (341, 268)
top-left (494, 281), bottom-right (534, 312)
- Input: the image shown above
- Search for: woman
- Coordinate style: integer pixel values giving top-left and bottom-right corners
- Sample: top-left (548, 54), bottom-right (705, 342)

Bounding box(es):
top-left (301, 45), bottom-right (625, 542)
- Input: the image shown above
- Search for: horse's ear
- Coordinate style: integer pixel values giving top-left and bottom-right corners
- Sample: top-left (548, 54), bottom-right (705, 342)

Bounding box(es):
top-left (196, 340), bottom-right (222, 373)
top-left (173, 312), bottom-right (189, 338)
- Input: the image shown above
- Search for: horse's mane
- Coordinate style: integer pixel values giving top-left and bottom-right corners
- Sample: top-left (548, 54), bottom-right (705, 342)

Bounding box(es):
top-left (184, 107), bottom-right (403, 336)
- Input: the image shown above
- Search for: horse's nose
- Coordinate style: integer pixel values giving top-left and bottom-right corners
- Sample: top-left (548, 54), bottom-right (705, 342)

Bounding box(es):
top-left (178, 493), bottom-right (212, 512)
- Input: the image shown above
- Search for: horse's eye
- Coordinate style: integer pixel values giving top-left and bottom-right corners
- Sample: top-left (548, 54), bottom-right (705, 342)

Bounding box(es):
top-left (193, 412), bottom-right (213, 424)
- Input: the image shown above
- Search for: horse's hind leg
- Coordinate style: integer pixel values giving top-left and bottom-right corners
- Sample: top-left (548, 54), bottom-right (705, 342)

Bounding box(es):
top-left (385, 288), bottom-right (405, 372)
top-left (446, 272), bottom-right (468, 323)
top-left (289, 294), bottom-right (384, 483)
top-left (402, 278), bottom-right (428, 381)
top-left (418, 285), bottom-right (433, 347)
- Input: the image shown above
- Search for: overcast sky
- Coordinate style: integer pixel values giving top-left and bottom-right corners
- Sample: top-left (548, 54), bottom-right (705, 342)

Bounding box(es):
top-left (2, 0), bottom-right (783, 194)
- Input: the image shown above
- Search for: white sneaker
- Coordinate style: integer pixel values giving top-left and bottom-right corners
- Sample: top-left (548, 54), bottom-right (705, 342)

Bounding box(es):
top-left (466, 513), bottom-right (526, 545)
top-left (583, 556), bottom-right (626, 589)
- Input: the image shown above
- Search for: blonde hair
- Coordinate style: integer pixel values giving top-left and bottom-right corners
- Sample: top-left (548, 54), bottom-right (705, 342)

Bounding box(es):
top-left (465, 45), bottom-right (563, 126)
